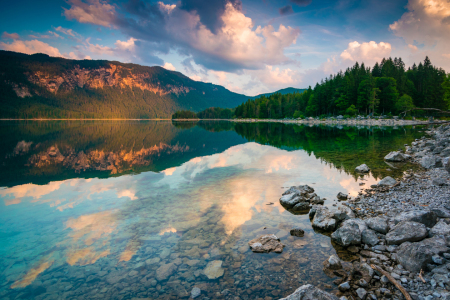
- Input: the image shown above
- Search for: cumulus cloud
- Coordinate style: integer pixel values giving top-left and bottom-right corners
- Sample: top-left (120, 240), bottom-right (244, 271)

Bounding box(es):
top-left (389, 0), bottom-right (450, 70)
top-left (279, 5), bottom-right (294, 15)
top-left (2, 32), bottom-right (20, 40)
top-left (63, 0), bottom-right (300, 72)
top-left (0, 39), bottom-right (63, 57)
top-left (249, 66), bottom-right (301, 90)
top-left (163, 62), bottom-right (176, 71)
top-left (340, 41), bottom-right (392, 65)
top-left (64, 0), bottom-right (117, 27)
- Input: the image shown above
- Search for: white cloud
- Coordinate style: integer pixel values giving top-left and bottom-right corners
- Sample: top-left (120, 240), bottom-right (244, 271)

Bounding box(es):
top-left (163, 62), bottom-right (176, 71)
top-left (64, 0), bottom-right (117, 28)
top-left (340, 41), bottom-right (392, 65)
top-left (0, 39), bottom-right (63, 57)
top-left (189, 74), bottom-right (202, 81)
top-left (408, 44), bottom-right (418, 52)
top-left (2, 32), bottom-right (20, 40)
top-left (389, 0), bottom-right (450, 70)
top-left (55, 26), bottom-right (79, 38)
top-left (248, 65), bottom-right (301, 90)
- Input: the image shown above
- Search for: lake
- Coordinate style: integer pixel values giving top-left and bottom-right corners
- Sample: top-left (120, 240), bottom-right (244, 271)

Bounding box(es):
top-left (0, 121), bottom-right (424, 300)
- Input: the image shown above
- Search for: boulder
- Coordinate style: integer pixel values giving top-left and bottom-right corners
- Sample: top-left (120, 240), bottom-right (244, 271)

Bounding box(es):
top-left (280, 193), bottom-right (304, 209)
top-left (393, 210), bottom-right (438, 228)
top-left (279, 284), bottom-right (339, 300)
top-left (396, 236), bottom-right (449, 272)
top-left (331, 219), bottom-right (367, 247)
top-left (378, 176), bottom-right (397, 187)
top-left (333, 206), bottom-right (355, 221)
top-left (312, 207), bottom-right (336, 231)
top-left (429, 220), bottom-right (450, 237)
top-left (431, 207), bottom-right (450, 218)
top-left (280, 185), bottom-right (317, 211)
top-left (355, 164), bottom-right (370, 173)
top-left (421, 155), bottom-right (436, 169)
top-left (386, 221), bottom-right (428, 245)
top-left (248, 234), bottom-right (285, 253)
top-left (365, 217), bottom-right (389, 234)
top-left (361, 229), bottom-right (379, 246)
top-left (291, 201), bottom-right (311, 212)
top-left (290, 228), bottom-right (305, 237)
top-left (323, 254), bottom-right (342, 270)
top-left (384, 151), bottom-right (408, 162)
top-left (203, 260), bottom-right (224, 279)
top-left (337, 192), bottom-right (348, 200)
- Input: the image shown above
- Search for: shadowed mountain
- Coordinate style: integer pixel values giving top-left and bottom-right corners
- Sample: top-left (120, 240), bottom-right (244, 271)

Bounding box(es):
top-left (0, 51), bottom-right (250, 119)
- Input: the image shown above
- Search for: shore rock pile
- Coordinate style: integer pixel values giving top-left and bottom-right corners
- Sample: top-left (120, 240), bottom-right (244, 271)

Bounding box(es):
top-left (280, 124), bottom-right (450, 300)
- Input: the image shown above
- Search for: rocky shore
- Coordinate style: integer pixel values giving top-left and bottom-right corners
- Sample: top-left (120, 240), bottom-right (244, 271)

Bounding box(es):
top-left (279, 124), bottom-right (450, 300)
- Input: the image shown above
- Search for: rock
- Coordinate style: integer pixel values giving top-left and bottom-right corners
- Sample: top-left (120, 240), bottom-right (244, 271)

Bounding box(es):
top-left (429, 220), bottom-right (450, 237)
top-left (365, 217), bottom-right (389, 234)
top-left (337, 192), bottom-right (348, 200)
top-left (333, 206), bottom-right (355, 221)
top-left (355, 164), bottom-right (370, 173)
top-left (156, 263), bottom-right (177, 281)
top-left (191, 287), bottom-right (201, 299)
top-left (280, 185), bottom-right (317, 211)
top-left (312, 207), bottom-right (336, 231)
top-left (361, 229), bottom-right (379, 246)
top-left (324, 254), bottom-right (342, 270)
top-left (396, 236), bottom-right (449, 272)
top-left (279, 284), bottom-right (339, 300)
top-left (280, 193), bottom-right (304, 209)
top-left (378, 176), bottom-right (397, 187)
top-left (384, 151), bottom-right (408, 162)
top-left (331, 221), bottom-right (361, 247)
top-left (393, 210), bottom-right (438, 227)
top-left (431, 207), bottom-right (450, 218)
top-left (386, 221), bottom-right (428, 245)
top-left (203, 260), bottom-right (224, 279)
top-left (248, 234), bottom-right (285, 253)
top-left (432, 178), bottom-right (448, 186)
top-left (291, 201), bottom-right (311, 212)
top-left (338, 282), bottom-right (350, 292)
top-left (421, 156), bottom-right (437, 169)
top-left (290, 228), bottom-right (305, 237)
top-left (356, 288), bottom-right (367, 299)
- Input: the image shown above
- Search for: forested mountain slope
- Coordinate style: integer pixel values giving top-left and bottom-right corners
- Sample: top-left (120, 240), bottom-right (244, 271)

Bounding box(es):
top-left (0, 51), bottom-right (249, 118)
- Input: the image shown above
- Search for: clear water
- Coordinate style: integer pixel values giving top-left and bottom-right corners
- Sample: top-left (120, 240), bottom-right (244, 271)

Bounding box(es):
top-left (0, 121), bottom-right (424, 299)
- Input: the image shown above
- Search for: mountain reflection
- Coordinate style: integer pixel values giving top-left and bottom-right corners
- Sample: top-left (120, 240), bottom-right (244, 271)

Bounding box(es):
top-left (0, 121), bottom-right (422, 187)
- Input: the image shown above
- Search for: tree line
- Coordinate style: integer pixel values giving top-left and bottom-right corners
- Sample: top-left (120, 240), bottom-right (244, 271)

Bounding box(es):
top-left (173, 56), bottom-right (450, 119)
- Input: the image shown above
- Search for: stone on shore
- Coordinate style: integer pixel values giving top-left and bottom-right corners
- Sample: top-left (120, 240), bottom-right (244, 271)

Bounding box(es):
top-left (311, 207), bottom-right (336, 231)
top-left (386, 221), bottom-right (428, 245)
top-left (278, 284), bottom-right (339, 300)
top-left (393, 210), bottom-right (438, 228)
top-left (365, 217), bottom-right (389, 234)
top-left (384, 151), bottom-right (409, 162)
top-left (337, 192), bottom-right (348, 200)
top-left (421, 155), bottom-right (437, 169)
top-left (378, 176), bottom-right (397, 187)
top-left (248, 234), bottom-right (285, 253)
top-left (203, 260), bottom-right (224, 279)
top-left (429, 220), bottom-right (450, 237)
top-left (333, 206), bottom-right (355, 221)
top-left (355, 164), bottom-right (370, 173)
top-left (323, 254), bottom-right (342, 270)
top-left (361, 228), bottom-right (379, 246)
top-left (396, 236), bottom-right (449, 273)
top-left (331, 219), bottom-right (367, 247)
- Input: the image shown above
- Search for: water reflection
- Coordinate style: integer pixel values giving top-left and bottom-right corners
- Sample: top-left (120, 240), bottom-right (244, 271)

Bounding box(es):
top-left (0, 121), bottom-right (425, 299)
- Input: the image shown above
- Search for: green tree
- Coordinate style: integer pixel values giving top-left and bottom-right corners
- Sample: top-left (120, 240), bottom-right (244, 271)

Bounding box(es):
top-left (345, 104), bottom-right (358, 116)
top-left (376, 77), bottom-right (399, 114)
top-left (443, 74), bottom-right (450, 110)
top-left (368, 88), bottom-right (380, 115)
top-left (395, 94), bottom-right (415, 114)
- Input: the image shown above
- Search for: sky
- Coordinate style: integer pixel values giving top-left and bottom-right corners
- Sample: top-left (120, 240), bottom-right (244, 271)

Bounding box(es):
top-left (0, 0), bottom-right (449, 96)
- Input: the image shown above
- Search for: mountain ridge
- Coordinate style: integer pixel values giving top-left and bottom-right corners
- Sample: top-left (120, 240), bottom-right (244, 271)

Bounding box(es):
top-left (0, 51), bottom-right (252, 118)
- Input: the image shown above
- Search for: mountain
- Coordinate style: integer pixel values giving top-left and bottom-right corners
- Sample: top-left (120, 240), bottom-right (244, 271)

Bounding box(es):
top-left (250, 87), bottom-right (306, 99)
top-left (0, 51), bottom-right (249, 119)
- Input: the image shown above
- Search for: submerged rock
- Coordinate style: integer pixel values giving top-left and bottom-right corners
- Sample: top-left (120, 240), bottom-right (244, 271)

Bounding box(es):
top-left (386, 221), bottom-right (428, 245)
top-left (203, 260), bottom-right (224, 279)
top-left (156, 263), bottom-right (177, 281)
top-left (290, 227), bottom-right (305, 237)
top-left (323, 254), bottom-right (342, 270)
top-left (378, 176), bottom-right (397, 187)
top-left (248, 234), bottom-right (285, 253)
top-left (191, 287), bottom-right (201, 299)
top-left (279, 284), bottom-right (339, 300)
top-left (355, 164), bottom-right (370, 173)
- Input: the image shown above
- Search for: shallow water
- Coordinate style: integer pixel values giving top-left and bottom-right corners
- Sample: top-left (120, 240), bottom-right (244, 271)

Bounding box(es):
top-left (0, 121), bottom-right (425, 299)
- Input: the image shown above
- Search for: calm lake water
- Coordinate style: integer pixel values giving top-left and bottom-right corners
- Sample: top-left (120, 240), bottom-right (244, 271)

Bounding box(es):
top-left (0, 121), bottom-right (425, 300)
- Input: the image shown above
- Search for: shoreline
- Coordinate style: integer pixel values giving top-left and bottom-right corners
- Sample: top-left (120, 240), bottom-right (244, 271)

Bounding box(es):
top-left (285, 124), bottom-right (450, 300)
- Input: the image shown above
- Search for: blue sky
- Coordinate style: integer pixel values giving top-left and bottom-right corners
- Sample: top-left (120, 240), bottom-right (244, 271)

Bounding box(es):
top-left (1, 0), bottom-right (449, 95)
